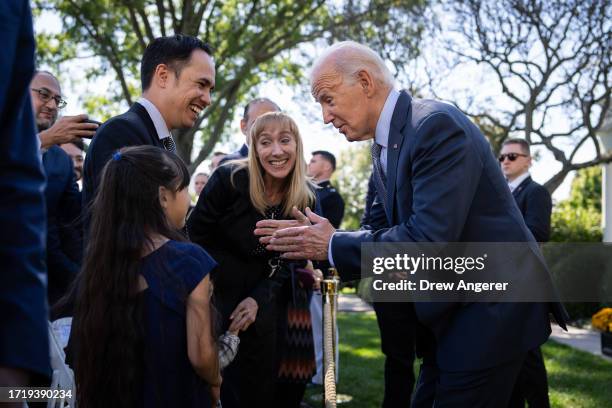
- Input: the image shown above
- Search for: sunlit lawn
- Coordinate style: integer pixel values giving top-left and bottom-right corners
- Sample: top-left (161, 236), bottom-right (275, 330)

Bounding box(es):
top-left (305, 312), bottom-right (612, 408)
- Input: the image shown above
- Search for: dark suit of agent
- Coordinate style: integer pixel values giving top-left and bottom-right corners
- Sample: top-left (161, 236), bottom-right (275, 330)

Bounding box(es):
top-left (0, 0), bottom-right (51, 387)
top-left (501, 139), bottom-right (553, 408)
top-left (267, 42), bottom-right (568, 407)
top-left (511, 176), bottom-right (552, 242)
top-left (83, 35), bottom-right (216, 208)
top-left (315, 180), bottom-right (345, 228)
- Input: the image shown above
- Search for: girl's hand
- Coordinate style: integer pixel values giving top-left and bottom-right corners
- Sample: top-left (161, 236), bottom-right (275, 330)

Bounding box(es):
top-left (229, 297), bottom-right (258, 332)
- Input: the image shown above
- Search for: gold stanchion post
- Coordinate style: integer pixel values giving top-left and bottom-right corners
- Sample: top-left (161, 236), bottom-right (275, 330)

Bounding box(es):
top-left (322, 268), bottom-right (340, 408)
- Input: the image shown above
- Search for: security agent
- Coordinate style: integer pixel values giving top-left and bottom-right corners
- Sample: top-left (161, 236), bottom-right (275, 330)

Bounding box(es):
top-left (307, 150), bottom-right (345, 228)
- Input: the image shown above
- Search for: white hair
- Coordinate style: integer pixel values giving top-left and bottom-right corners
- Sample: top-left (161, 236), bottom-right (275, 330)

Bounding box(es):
top-left (310, 41), bottom-right (395, 88)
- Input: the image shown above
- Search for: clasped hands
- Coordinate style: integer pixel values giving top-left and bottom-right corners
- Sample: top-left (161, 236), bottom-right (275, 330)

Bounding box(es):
top-left (253, 206), bottom-right (336, 261)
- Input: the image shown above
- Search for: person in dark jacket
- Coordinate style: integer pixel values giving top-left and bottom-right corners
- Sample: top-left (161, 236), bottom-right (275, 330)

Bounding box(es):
top-left (0, 0), bottom-right (50, 394)
top-left (83, 35), bottom-right (215, 209)
top-left (30, 71), bottom-right (87, 305)
top-left (307, 150), bottom-right (345, 228)
top-left (500, 138), bottom-right (553, 408)
top-left (500, 138), bottom-right (552, 242)
top-left (189, 112), bottom-right (318, 407)
top-left (265, 41), bottom-right (567, 407)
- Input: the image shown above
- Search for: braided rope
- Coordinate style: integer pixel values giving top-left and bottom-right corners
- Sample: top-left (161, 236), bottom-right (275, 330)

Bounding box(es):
top-left (322, 278), bottom-right (338, 408)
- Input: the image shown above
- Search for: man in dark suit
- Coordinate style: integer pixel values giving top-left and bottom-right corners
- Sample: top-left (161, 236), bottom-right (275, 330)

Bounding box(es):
top-left (30, 71), bottom-right (83, 306)
top-left (307, 150), bottom-right (345, 228)
top-left (219, 98), bottom-right (280, 164)
top-left (501, 138), bottom-right (553, 408)
top-left (0, 0), bottom-right (50, 395)
top-left (264, 41), bottom-right (567, 407)
top-left (83, 34), bottom-right (215, 208)
top-left (500, 138), bottom-right (552, 242)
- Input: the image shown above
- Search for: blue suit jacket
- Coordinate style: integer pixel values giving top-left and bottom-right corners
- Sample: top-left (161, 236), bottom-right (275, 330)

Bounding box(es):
top-left (332, 92), bottom-right (567, 371)
top-left (83, 103), bottom-right (164, 210)
top-left (43, 146), bottom-right (81, 305)
top-left (512, 176), bottom-right (552, 242)
top-left (0, 0), bottom-right (51, 380)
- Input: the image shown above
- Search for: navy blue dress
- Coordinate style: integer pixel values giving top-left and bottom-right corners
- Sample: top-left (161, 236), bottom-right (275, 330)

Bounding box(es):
top-left (140, 240), bottom-right (217, 408)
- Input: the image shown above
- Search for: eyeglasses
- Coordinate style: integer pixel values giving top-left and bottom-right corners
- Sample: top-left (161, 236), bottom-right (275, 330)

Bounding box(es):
top-left (498, 153), bottom-right (528, 162)
top-left (31, 88), bottom-right (67, 109)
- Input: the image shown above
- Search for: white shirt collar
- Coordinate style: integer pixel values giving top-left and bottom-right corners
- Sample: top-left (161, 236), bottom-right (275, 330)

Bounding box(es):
top-left (507, 171), bottom-right (531, 192)
top-left (374, 88), bottom-right (400, 148)
top-left (136, 97), bottom-right (171, 140)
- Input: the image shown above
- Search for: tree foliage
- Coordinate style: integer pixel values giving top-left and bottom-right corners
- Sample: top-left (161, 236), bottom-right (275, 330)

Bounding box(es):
top-left (551, 166), bottom-right (602, 242)
top-left (332, 142), bottom-right (372, 230)
top-left (33, 0), bottom-right (425, 172)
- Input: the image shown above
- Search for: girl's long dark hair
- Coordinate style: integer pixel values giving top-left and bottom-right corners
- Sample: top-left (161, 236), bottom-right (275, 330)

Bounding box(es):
top-left (73, 146), bottom-right (190, 408)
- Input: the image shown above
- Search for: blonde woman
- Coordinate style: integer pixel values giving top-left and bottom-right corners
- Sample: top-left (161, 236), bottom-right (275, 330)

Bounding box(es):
top-left (188, 112), bottom-right (319, 407)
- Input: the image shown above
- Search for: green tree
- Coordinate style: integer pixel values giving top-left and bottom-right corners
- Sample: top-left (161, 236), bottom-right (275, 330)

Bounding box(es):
top-left (33, 0), bottom-right (426, 172)
top-left (332, 142), bottom-right (372, 230)
top-left (551, 166), bottom-right (602, 242)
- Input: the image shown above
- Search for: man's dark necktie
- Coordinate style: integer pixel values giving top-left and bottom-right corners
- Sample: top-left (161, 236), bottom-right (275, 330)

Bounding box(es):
top-left (371, 142), bottom-right (388, 211)
top-left (162, 135), bottom-right (176, 153)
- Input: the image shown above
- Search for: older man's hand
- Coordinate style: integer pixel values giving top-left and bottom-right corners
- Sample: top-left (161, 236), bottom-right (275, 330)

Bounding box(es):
top-left (254, 206), bottom-right (311, 245)
top-left (266, 207), bottom-right (335, 261)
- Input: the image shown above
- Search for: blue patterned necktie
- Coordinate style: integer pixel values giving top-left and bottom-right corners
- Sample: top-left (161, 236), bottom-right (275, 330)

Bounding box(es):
top-left (162, 135), bottom-right (176, 153)
top-left (371, 142), bottom-right (388, 210)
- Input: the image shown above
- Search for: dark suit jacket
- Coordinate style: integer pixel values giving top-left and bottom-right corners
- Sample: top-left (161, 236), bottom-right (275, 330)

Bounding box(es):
top-left (361, 174), bottom-right (389, 229)
top-left (332, 91), bottom-right (567, 372)
top-left (220, 143), bottom-right (249, 165)
top-left (512, 176), bottom-right (552, 242)
top-left (43, 146), bottom-right (81, 305)
top-left (0, 0), bottom-right (50, 380)
top-left (316, 180), bottom-right (345, 229)
top-left (82, 102), bottom-right (164, 209)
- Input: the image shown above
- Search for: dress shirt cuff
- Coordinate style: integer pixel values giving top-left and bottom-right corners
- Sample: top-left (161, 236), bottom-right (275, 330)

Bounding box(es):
top-left (328, 232), bottom-right (336, 267)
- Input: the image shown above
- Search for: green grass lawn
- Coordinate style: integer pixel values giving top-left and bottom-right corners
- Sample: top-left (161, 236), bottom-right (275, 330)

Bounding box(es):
top-left (305, 312), bottom-right (612, 408)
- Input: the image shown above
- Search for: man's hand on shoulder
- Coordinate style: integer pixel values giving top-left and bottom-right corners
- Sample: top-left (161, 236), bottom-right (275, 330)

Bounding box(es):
top-left (39, 114), bottom-right (99, 149)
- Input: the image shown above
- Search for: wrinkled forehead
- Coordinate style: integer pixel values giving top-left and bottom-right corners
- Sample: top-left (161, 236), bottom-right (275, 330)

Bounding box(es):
top-left (310, 64), bottom-right (343, 101)
top-left (31, 72), bottom-right (61, 95)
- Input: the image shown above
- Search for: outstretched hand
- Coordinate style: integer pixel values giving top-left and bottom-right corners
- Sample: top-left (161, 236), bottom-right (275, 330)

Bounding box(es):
top-left (254, 206), bottom-right (312, 245)
top-left (265, 207), bottom-right (335, 261)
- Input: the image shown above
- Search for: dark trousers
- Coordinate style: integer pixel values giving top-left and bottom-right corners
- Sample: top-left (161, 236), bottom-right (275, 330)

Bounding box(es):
top-left (220, 326), bottom-right (277, 408)
top-left (412, 353), bottom-right (526, 408)
top-left (274, 382), bottom-right (307, 408)
top-left (507, 347), bottom-right (550, 408)
top-left (373, 302), bottom-right (417, 408)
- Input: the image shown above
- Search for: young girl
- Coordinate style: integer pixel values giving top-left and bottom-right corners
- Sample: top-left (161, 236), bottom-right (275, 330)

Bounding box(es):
top-left (72, 146), bottom-right (221, 408)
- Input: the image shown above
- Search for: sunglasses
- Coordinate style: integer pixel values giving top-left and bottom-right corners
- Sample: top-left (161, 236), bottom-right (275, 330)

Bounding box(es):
top-left (498, 153), bottom-right (528, 162)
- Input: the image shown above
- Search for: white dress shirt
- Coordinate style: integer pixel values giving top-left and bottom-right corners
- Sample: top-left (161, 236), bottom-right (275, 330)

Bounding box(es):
top-left (136, 97), bottom-right (172, 140)
top-left (507, 171), bottom-right (530, 193)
